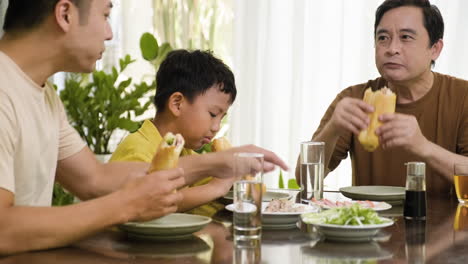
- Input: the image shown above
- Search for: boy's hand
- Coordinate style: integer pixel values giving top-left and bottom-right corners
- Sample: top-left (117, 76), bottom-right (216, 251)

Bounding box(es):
top-left (206, 144), bottom-right (288, 180)
top-left (120, 168), bottom-right (185, 222)
top-left (226, 145), bottom-right (289, 173)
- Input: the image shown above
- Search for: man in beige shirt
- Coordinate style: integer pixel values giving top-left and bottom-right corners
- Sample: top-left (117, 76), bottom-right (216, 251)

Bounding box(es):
top-left (299, 0), bottom-right (468, 196)
top-left (0, 0), bottom-right (287, 254)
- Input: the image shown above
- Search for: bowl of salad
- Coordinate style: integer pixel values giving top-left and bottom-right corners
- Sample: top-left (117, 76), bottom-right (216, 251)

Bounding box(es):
top-left (301, 204), bottom-right (394, 242)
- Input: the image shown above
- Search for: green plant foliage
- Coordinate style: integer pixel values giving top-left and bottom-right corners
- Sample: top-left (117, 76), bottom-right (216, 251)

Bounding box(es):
top-left (140, 32), bottom-right (173, 73)
top-left (278, 170), bottom-right (285, 189)
top-left (288, 178), bottom-right (300, 190)
top-left (60, 55), bottom-right (155, 154)
top-left (52, 183), bottom-right (75, 206)
top-left (140, 32), bottom-right (159, 61)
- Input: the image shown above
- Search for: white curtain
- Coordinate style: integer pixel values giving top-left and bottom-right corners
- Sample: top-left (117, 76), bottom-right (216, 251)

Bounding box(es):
top-left (0, 0), bottom-right (7, 38)
top-left (231, 0), bottom-right (468, 189)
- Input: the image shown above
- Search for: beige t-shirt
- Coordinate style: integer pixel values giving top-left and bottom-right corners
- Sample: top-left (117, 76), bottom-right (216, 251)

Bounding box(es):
top-left (0, 51), bottom-right (85, 206)
top-left (315, 72), bottom-right (468, 196)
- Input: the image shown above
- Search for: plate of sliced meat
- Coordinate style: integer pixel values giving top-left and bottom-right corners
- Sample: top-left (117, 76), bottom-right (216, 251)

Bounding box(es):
top-left (309, 198), bottom-right (392, 211)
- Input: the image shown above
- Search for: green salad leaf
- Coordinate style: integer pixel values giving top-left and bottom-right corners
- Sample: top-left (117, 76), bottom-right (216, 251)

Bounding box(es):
top-left (302, 204), bottom-right (391, 226)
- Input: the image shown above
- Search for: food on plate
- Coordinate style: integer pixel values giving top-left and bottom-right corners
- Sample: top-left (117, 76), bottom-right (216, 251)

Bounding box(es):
top-left (211, 137), bottom-right (232, 152)
top-left (358, 87), bottom-right (396, 152)
top-left (310, 198), bottom-right (389, 210)
top-left (264, 199), bottom-right (305, 213)
top-left (302, 204), bottom-right (392, 226)
top-left (148, 132), bottom-right (185, 173)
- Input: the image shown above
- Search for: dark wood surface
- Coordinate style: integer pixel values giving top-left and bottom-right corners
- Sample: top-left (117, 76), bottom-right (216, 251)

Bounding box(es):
top-left (1, 195), bottom-right (467, 264)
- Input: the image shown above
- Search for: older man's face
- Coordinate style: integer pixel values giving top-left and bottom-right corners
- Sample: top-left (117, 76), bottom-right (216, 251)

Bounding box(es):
top-left (374, 6), bottom-right (440, 84)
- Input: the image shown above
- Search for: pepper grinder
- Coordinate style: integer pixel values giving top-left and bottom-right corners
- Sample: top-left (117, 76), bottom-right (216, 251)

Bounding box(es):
top-left (403, 162), bottom-right (427, 220)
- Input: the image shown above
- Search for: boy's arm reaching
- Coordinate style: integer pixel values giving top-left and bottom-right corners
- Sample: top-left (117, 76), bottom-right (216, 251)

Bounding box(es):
top-left (176, 177), bottom-right (234, 212)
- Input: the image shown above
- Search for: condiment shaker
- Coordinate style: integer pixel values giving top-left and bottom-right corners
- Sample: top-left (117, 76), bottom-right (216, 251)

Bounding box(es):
top-left (404, 162), bottom-right (427, 220)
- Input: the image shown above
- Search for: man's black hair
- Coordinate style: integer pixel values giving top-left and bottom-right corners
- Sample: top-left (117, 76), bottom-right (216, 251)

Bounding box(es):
top-left (3, 0), bottom-right (91, 33)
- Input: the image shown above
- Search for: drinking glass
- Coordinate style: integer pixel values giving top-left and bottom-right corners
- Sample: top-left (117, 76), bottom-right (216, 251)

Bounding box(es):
top-left (454, 164), bottom-right (468, 203)
top-left (299, 141), bottom-right (325, 203)
top-left (454, 204), bottom-right (468, 231)
top-left (233, 153), bottom-right (264, 243)
top-left (234, 238), bottom-right (261, 264)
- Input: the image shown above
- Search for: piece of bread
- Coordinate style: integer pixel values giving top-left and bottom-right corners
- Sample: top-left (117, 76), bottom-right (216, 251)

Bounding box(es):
top-left (148, 132), bottom-right (185, 173)
top-left (211, 137), bottom-right (232, 152)
top-left (358, 87), bottom-right (396, 152)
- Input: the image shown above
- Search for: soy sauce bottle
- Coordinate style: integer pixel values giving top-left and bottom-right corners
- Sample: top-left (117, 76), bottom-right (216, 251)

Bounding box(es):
top-left (404, 162), bottom-right (427, 220)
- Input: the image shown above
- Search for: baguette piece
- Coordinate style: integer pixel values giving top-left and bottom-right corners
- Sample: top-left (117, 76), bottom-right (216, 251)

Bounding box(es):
top-left (148, 132), bottom-right (185, 173)
top-left (358, 87), bottom-right (396, 152)
top-left (211, 137), bottom-right (232, 152)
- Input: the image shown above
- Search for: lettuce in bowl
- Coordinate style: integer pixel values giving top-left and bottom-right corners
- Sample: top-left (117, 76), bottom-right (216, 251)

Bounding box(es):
top-left (302, 204), bottom-right (391, 226)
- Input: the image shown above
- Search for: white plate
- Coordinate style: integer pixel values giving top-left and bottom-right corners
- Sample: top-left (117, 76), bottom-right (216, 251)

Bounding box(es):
top-left (119, 213), bottom-right (211, 241)
top-left (310, 199), bottom-right (392, 211)
top-left (340, 186), bottom-right (405, 205)
top-left (223, 190), bottom-right (291, 202)
top-left (303, 218), bottom-right (394, 242)
top-left (226, 202), bottom-right (318, 229)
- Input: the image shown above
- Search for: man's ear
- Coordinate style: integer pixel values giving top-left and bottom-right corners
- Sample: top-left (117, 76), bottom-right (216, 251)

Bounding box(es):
top-left (167, 92), bottom-right (185, 117)
top-left (55, 0), bottom-right (75, 32)
top-left (431, 38), bottom-right (444, 62)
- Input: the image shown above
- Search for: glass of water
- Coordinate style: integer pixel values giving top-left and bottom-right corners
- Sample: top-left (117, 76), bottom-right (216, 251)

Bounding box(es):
top-left (299, 141), bottom-right (325, 203)
top-left (233, 152), bottom-right (264, 243)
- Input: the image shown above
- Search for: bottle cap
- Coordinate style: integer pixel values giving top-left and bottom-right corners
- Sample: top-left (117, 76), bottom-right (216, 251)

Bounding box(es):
top-left (405, 162), bottom-right (425, 176)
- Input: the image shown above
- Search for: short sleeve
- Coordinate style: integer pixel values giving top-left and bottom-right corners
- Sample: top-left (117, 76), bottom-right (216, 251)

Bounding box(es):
top-left (53, 89), bottom-right (86, 160)
top-left (0, 91), bottom-right (17, 193)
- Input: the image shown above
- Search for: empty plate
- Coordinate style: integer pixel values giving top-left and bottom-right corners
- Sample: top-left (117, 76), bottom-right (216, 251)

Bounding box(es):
top-left (340, 186), bottom-right (405, 205)
top-left (119, 213), bottom-right (211, 241)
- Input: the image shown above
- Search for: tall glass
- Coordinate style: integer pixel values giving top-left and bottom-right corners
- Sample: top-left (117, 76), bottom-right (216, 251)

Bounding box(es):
top-left (454, 204), bottom-right (468, 231)
top-left (299, 141), bottom-right (325, 203)
top-left (454, 164), bottom-right (468, 203)
top-left (233, 238), bottom-right (261, 264)
top-left (233, 153), bottom-right (264, 243)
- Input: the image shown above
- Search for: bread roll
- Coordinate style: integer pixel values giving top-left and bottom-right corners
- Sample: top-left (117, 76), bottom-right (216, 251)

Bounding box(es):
top-left (211, 137), bottom-right (232, 152)
top-left (358, 87), bottom-right (396, 152)
top-left (148, 132), bottom-right (185, 173)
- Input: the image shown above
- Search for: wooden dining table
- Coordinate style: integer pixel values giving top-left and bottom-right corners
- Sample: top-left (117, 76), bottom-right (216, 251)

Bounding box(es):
top-left (1, 193), bottom-right (467, 264)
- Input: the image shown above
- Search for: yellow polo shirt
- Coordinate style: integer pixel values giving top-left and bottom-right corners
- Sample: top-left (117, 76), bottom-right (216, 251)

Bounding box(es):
top-left (110, 120), bottom-right (224, 217)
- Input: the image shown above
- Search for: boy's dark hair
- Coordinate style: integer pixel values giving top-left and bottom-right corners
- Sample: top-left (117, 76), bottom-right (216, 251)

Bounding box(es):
top-left (374, 0), bottom-right (444, 66)
top-left (4, 0), bottom-right (91, 33)
top-left (155, 50), bottom-right (237, 112)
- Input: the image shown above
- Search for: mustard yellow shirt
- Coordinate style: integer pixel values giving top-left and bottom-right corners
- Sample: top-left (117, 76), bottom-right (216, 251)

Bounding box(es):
top-left (110, 120), bottom-right (224, 216)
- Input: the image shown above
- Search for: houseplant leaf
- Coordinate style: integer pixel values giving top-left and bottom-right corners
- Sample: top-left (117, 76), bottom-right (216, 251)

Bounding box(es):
top-left (140, 32), bottom-right (159, 61)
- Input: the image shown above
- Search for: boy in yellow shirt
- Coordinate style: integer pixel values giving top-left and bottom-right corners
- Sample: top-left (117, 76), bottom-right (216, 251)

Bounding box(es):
top-left (111, 50), bottom-right (236, 216)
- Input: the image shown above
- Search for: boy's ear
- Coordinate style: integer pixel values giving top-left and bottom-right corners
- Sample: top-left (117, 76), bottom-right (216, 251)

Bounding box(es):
top-left (167, 92), bottom-right (185, 117)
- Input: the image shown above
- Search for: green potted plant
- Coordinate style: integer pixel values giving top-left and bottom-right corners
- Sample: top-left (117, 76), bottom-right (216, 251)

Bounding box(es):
top-left (60, 55), bottom-right (153, 157)
top-left (53, 33), bottom-right (172, 206)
